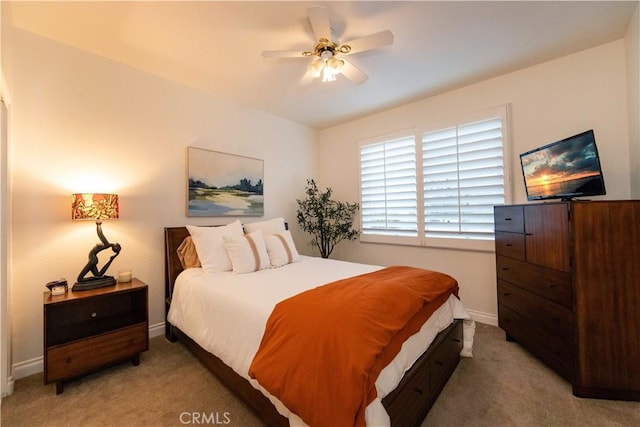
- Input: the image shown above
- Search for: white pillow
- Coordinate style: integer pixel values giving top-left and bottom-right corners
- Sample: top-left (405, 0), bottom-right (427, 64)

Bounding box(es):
top-left (186, 220), bottom-right (243, 273)
top-left (243, 217), bottom-right (286, 235)
top-left (264, 230), bottom-right (300, 268)
top-left (223, 230), bottom-right (270, 274)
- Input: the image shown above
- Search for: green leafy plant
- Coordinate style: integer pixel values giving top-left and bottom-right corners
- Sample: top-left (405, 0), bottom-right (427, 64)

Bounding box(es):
top-left (296, 179), bottom-right (359, 258)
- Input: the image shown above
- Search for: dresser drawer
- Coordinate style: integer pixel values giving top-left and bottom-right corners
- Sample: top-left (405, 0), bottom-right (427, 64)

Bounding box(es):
top-left (494, 206), bottom-right (524, 233)
top-left (499, 304), bottom-right (575, 382)
top-left (46, 323), bottom-right (148, 383)
top-left (496, 255), bottom-right (572, 308)
top-left (498, 280), bottom-right (573, 340)
top-left (495, 231), bottom-right (526, 260)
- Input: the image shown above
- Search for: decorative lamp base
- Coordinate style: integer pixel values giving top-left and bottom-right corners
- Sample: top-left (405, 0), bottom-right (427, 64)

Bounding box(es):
top-left (73, 276), bottom-right (116, 291)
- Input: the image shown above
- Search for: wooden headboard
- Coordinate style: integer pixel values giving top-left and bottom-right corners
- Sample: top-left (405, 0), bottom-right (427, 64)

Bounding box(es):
top-left (164, 226), bottom-right (190, 303)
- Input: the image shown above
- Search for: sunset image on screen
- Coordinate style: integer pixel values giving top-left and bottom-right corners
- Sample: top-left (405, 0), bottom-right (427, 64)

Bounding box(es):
top-left (521, 133), bottom-right (604, 199)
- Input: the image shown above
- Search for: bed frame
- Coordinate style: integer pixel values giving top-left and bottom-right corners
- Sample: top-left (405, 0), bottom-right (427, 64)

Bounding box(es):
top-left (164, 226), bottom-right (463, 427)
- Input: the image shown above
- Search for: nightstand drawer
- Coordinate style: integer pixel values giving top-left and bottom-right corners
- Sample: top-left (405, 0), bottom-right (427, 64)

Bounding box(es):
top-left (46, 291), bottom-right (147, 346)
top-left (46, 323), bottom-right (148, 382)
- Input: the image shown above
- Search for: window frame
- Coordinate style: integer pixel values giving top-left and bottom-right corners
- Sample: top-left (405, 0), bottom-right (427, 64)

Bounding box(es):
top-left (358, 105), bottom-right (512, 252)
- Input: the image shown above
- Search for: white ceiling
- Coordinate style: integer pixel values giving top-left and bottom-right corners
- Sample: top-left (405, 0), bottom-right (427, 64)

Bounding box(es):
top-left (6, 1), bottom-right (638, 129)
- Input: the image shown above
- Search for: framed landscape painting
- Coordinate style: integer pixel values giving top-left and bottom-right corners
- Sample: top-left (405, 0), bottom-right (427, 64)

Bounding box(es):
top-left (187, 147), bottom-right (264, 217)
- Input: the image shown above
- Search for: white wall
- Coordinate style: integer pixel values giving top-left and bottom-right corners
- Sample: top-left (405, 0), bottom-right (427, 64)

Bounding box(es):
top-left (627, 4), bottom-right (640, 198)
top-left (4, 27), bottom-right (317, 377)
top-left (0, 100), bottom-right (11, 396)
top-left (0, 1), bottom-right (14, 397)
top-left (317, 40), bottom-right (631, 324)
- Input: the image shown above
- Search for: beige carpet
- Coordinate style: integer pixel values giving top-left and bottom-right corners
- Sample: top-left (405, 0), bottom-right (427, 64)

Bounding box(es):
top-left (2, 323), bottom-right (639, 426)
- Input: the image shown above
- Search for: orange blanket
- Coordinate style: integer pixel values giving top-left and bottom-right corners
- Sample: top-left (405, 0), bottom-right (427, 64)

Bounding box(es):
top-left (248, 266), bottom-right (459, 427)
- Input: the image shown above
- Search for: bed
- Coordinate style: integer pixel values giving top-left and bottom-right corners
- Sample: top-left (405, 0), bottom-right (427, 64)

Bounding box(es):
top-left (164, 221), bottom-right (474, 427)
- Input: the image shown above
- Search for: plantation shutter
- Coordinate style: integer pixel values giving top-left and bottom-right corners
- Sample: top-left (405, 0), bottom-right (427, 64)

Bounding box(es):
top-left (422, 117), bottom-right (505, 240)
top-left (360, 136), bottom-right (418, 237)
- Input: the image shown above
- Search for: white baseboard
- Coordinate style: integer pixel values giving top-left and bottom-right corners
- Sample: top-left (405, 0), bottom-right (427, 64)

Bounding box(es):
top-left (13, 356), bottom-right (42, 381)
top-left (149, 321), bottom-right (165, 338)
top-left (12, 323), bottom-right (167, 381)
top-left (1, 375), bottom-right (14, 397)
top-left (467, 309), bottom-right (498, 326)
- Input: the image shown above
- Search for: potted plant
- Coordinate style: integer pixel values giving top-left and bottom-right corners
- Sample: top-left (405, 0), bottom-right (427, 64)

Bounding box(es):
top-left (296, 179), bottom-right (359, 258)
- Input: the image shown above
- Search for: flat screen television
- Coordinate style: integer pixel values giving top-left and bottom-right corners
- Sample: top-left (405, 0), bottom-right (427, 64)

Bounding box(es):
top-left (520, 129), bottom-right (606, 201)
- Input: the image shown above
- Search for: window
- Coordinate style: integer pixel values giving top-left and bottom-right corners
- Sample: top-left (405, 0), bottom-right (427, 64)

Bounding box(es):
top-left (360, 136), bottom-right (418, 240)
top-left (359, 106), bottom-right (510, 250)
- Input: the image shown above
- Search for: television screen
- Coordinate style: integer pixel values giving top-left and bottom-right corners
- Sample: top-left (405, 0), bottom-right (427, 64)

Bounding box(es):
top-left (520, 130), bottom-right (606, 201)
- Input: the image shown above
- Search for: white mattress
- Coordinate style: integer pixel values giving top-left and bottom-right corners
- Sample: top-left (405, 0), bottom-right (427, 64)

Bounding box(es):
top-left (167, 255), bottom-right (474, 426)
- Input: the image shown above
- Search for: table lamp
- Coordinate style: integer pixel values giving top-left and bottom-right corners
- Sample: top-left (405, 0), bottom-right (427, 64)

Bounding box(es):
top-left (71, 193), bottom-right (122, 291)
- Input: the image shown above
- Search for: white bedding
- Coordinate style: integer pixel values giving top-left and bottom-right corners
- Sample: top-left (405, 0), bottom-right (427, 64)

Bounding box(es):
top-left (167, 255), bottom-right (475, 426)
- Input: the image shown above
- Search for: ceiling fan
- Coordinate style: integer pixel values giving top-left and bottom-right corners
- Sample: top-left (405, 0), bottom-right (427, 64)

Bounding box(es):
top-left (262, 6), bottom-right (394, 85)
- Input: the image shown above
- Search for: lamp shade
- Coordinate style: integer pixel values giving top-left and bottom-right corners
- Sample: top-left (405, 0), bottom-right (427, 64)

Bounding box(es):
top-left (72, 193), bottom-right (119, 220)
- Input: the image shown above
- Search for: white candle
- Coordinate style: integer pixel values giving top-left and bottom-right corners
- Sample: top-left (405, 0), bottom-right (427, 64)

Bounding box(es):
top-left (118, 270), bottom-right (132, 283)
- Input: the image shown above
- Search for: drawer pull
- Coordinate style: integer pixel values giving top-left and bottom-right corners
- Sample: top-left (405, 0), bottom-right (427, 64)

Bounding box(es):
top-left (502, 292), bottom-right (511, 297)
top-left (435, 360), bottom-right (444, 366)
top-left (501, 267), bottom-right (509, 271)
top-left (91, 312), bottom-right (97, 318)
top-left (504, 217), bottom-right (512, 221)
top-left (414, 387), bottom-right (424, 395)
top-left (452, 338), bottom-right (461, 343)
top-left (505, 243), bottom-right (512, 247)
top-left (65, 357), bottom-right (72, 364)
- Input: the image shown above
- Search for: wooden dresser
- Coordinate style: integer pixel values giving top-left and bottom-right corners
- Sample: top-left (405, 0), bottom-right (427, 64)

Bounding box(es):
top-left (44, 279), bottom-right (149, 394)
top-left (494, 200), bottom-right (640, 401)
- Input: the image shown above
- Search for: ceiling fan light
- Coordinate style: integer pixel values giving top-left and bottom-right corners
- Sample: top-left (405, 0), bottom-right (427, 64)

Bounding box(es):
top-left (327, 57), bottom-right (344, 73)
top-left (308, 58), bottom-right (324, 77)
top-left (322, 65), bottom-right (336, 82)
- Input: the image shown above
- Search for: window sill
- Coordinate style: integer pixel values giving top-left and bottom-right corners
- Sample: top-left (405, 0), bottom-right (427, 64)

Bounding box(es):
top-left (360, 234), bottom-right (495, 253)
top-left (424, 236), bottom-right (495, 253)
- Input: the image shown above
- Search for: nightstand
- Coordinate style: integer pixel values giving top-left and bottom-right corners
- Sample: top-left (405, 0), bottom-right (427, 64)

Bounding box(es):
top-left (43, 278), bottom-right (149, 394)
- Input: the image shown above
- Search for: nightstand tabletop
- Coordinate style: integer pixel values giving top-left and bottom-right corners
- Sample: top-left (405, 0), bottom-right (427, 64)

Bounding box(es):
top-left (43, 278), bottom-right (147, 305)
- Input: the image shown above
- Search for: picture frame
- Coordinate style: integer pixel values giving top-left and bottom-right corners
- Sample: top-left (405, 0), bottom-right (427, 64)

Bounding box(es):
top-left (187, 147), bottom-right (264, 217)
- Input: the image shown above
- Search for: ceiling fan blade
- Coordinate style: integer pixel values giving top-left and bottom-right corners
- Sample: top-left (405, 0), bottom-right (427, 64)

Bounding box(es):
top-left (341, 59), bottom-right (368, 85)
top-left (299, 68), bottom-right (317, 86)
top-left (262, 50), bottom-right (306, 58)
top-left (308, 6), bottom-right (332, 42)
top-left (342, 30), bottom-right (394, 55)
